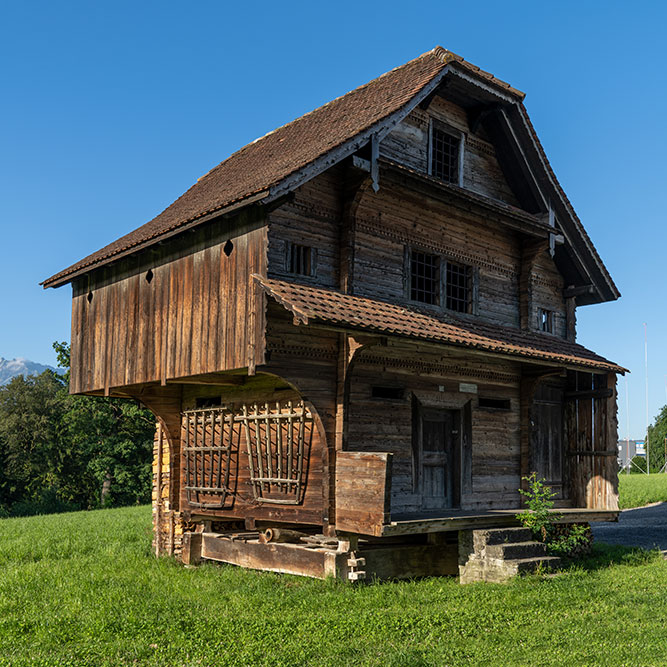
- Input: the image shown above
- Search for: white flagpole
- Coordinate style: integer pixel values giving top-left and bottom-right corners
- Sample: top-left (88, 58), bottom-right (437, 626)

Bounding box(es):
top-left (625, 375), bottom-right (630, 474)
top-left (644, 323), bottom-right (650, 474)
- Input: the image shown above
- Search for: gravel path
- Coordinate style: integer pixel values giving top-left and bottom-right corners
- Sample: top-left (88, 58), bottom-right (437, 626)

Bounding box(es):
top-left (591, 502), bottom-right (667, 553)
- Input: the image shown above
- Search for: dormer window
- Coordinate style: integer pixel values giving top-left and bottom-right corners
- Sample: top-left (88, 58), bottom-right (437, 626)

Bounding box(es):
top-left (430, 121), bottom-right (463, 185)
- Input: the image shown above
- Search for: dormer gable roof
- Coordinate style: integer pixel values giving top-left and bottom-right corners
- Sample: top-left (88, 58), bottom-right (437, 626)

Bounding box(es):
top-left (43, 47), bottom-right (618, 305)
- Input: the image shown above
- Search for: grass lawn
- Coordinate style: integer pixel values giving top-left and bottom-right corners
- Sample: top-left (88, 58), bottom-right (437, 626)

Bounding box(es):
top-left (618, 473), bottom-right (667, 509)
top-left (1, 507), bottom-right (666, 666)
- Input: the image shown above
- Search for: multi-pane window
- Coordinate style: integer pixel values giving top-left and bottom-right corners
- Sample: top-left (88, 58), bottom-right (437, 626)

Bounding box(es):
top-left (539, 308), bottom-right (554, 333)
top-left (287, 243), bottom-right (315, 277)
top-left (410, 250), bottom-right (440, 305)
top-left (409, 249), bottom-right (472, 313)
top-left (431, 124), bottom-right (460, 184)
top-left (445, 261), bottom-right (471, 313)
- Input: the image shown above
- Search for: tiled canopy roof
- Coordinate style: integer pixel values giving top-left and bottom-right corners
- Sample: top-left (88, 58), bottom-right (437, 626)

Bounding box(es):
top-left (43, 48), bottom-right (523, 288)
top-left (257, 277), bottom-right (625, 374)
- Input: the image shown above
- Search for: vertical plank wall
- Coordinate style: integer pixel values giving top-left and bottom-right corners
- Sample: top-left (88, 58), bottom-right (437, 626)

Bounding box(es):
top-left (70, 220), bottom-right (267, 394)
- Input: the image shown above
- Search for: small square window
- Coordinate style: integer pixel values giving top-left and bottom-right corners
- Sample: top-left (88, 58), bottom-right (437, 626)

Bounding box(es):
top-left (287, 244), bottom-right (315, 277)
top-left (431, 124), bottom-right (460, 184)
top-left (539, 308), bottom-right (554, 333)
top-left (410, 250), bottom-right (440, 305)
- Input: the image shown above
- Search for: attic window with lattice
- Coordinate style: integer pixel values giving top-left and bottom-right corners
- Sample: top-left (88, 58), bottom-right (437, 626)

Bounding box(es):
top-left (430, 122), bottom-right (462, 185)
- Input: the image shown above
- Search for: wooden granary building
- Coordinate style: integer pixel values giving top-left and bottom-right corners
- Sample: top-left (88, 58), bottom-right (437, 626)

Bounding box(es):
top-left (45, 48), bottom-right (624, 581)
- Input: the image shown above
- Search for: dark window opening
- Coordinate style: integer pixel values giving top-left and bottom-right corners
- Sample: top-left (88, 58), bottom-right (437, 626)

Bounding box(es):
top-left (445, 261), bottom-right (471, 313)
top-left (87, 291), bottom-right (93, 303)
top-left (478, 397), bottom-right (511, 411)
top-left (195, 396), bottom-right (223, 409)
top-left (431, 125), bottom-right (460, 184)
top-left (539, 308), bottom-right (554, 333)
top-left (410, 250), bottom-right (440, 304)
top-left (372, 386), bottom-right (405, 400)
top-left (145, 269), bottom-right (154, 284)
top-left (224, 239), bottom-right (234, 257)
top-left (288, 244), bottom-right (315, 276)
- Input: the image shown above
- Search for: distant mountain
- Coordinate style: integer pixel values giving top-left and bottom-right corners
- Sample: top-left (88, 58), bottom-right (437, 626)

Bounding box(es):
top-left (0, 357), bottom-right (65, 385)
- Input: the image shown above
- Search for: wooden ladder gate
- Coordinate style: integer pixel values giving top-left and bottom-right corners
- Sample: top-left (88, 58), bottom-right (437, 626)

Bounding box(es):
top-left (241, 400), bottom-right (312, 505)
top-left (182, 407), bottom-right (237, 509)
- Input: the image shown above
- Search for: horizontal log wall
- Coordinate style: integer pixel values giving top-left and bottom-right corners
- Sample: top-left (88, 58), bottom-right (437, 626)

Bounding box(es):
top-left (531, 251), bottom-right (566, 337)
top-left (380, 98), bottom-right (520, 207)
top-left (70, 215), bottom-right (266, 394)
top-left (345, 341), bottom-right (523, 514)
top-left (267, 165), bottom-right (345, 289)
top-left (353, 181), bottom-right (522, 328)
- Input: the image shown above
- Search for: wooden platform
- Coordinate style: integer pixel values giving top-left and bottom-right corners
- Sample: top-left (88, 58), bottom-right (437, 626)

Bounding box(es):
top-left (382, 508), bottom-right (619, 537)
top-left (182, 530), bottom-right (459, 581)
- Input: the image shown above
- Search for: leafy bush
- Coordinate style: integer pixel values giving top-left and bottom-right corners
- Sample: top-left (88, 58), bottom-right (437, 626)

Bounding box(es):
top-left (548, 523), bottom-right (592, 558)
top-left (517, 472), bottom-right (560, 541)
top-left (517, 473), bottom-right (592, 558)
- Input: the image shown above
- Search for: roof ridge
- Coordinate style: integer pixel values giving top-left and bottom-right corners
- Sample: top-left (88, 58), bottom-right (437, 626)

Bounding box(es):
top-left (43, 47), bottom-right (529, 287)
top-left (198, 49), bottom-right (443, 182)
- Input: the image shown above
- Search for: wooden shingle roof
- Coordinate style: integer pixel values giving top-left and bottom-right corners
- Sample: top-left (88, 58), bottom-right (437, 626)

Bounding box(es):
top-left (43, 46), bottom-right (617, 305)
top-left (257, 277), bottom-right (625, 374)
top-left (43, 47), bottom-right (523, 288)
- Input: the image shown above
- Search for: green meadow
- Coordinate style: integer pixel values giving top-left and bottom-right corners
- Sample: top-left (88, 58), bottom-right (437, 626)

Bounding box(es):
top-left (618, 472), bottom-right (667, 509)
top-left (0, 503), bottom-right (666, 666)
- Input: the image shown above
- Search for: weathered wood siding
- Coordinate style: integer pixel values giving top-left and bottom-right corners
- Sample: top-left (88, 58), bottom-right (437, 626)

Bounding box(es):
top-left (70, 216), bottom-right (267, 394)
top-left (345, 341), bottom-right (523, 513)
top-left (531, 251), bottom-right (566, 337)
top-left (380, 98), bottom-right (520, 207)
top-left (264, 126), bottom-right (567, 339)
top-left (267, 166), bottom-right (344, 289)
top-left (352, 182), bottom-right (523, 328)
top-left (177, 378), bottom-right (326, 526)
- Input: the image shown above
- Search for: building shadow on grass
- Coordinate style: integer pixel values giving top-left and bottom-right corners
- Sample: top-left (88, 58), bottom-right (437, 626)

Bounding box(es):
top-left (561, 542), bottom-right (664, 574)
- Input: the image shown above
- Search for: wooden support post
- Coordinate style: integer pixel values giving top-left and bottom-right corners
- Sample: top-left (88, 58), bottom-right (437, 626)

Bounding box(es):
top-left (565, 296), bottom-right (576, 343)
top-left (181, 532), bottom-right (202, 566)
top-left (155, 423), bottom-right (163, 557)
top-left (519, 375), bottom-right (539, 501)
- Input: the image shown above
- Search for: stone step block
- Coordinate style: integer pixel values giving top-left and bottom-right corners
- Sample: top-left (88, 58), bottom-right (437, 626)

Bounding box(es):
top-left (472, 526), bottom-right (533, 550)
top-left (512, 555), bottom-right (562, 575)
top-left (459, 555), bottom-right (562, 584)
top-left (485, 540), bottom-right (547, 560)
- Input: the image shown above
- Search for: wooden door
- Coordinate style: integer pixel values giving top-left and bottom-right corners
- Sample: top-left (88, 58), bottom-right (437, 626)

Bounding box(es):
top-left (415, 406), bottom-right (460, 510)
top-left (531, 383), bottom-right (564, 499)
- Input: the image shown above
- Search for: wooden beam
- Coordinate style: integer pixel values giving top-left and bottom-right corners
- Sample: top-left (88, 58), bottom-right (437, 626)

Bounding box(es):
top-left (565, 388), bottom-right (613, 400)
top-left (381, 508), bottom-right (619, 537)
top-left (563, 284), bottom-right (595, 298)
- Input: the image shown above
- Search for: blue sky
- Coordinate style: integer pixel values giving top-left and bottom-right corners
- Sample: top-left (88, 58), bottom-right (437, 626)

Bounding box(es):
top-left (1, 1), bottom-right (665, 437)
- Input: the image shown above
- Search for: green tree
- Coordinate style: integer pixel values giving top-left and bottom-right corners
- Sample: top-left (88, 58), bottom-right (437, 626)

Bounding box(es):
top-left (0, 342), bottom-right (156, 516)
top-left (646, 405), bottom-right (667, 473)
top-left (54, 341), bottom-right (156, 508)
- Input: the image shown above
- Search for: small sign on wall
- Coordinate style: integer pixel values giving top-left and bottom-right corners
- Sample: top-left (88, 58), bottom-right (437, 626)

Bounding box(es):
top-left (459, 382), bottom-right (478, 394)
